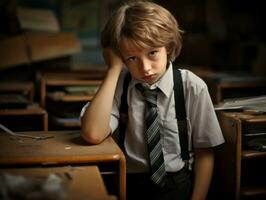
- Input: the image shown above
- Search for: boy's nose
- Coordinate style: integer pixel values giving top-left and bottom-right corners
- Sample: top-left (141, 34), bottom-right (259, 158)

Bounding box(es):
top-left (140, 59), bottom-right (152, 74)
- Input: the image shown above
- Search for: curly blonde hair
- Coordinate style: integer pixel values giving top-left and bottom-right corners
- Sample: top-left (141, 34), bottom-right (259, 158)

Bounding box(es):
top-left (101, 1), bottom-right (183, 62)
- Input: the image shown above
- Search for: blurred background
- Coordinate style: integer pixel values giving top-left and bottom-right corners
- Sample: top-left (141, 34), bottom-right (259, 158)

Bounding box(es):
top-left (0, 0), bottom-right (265, 76)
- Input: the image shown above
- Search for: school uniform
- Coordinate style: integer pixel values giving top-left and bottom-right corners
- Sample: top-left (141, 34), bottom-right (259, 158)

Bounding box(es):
top-left (81, 63), bottom-right (225, 200)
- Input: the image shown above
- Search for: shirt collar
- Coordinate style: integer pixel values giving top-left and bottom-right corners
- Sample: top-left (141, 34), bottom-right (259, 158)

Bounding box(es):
top-left (157, 62), bottom-right (173, 98)
top-left (129, 62), bottom-right (174, 98)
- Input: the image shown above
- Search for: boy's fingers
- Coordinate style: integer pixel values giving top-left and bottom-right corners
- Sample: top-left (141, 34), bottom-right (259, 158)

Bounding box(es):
top-left (102, 48), bottom-right (124, 69)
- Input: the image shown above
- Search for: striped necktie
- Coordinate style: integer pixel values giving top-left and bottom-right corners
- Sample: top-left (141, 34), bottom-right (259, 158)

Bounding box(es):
top-left (137, 84), bottom-right (166, 187)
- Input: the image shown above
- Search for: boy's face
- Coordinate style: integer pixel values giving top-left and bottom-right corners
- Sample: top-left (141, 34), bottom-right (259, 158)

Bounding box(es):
top-left (120, 37), bottom-right (168, 85)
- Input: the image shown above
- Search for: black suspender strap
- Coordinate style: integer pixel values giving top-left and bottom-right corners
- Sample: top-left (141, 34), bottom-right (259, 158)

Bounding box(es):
top-left (173, 68), bottom-right (190, 161)
top-left (117, 72), bottom-right (131, 150)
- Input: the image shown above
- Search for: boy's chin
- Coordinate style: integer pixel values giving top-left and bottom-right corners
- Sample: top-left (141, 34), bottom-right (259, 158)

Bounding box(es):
top-left (144, 77), bottom-right (160, 85)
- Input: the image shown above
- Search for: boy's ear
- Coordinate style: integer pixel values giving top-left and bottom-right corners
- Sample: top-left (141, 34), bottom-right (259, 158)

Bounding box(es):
top-left (166, 46), bottom-right (174, 60)
top-left (166, 45), bottom-right (172, 54)
top-left (167, 50), bottom-right (171, 58)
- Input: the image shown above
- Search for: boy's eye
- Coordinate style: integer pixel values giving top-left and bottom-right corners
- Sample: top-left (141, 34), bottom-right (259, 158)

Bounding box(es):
top-left (127, 56), bottom-right (136, 62)
top-left (149, 50), bottom-right (158, 57)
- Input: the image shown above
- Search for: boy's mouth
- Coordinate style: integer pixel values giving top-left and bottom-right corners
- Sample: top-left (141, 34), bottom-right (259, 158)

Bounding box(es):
top-left (143, 74), bottom-right (156, 83)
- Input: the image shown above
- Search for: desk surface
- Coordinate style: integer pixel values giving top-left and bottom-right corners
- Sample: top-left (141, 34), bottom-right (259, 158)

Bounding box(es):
top-left (0, 130), bottom-right (125, 200)
top-left (0, 166), bottom-right (116, 200)
top-left (0, 105), bottom-right (48, 131)
top-left (0, 130), bottom-right (123, 165)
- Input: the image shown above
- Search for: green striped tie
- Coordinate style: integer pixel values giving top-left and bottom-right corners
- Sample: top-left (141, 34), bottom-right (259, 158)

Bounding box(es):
top-left (137, 84), bottom-right (166, 187)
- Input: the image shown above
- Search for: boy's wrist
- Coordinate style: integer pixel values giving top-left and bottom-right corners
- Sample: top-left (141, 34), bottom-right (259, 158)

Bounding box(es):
top-left (108, 62), bottom-right (123, 71)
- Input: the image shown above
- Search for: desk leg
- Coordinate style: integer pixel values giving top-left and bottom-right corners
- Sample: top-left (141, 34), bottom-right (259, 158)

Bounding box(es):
top-left (119, 155), bottom-right (126, 200)
top-left (43, 112), bottom-right (48, 131)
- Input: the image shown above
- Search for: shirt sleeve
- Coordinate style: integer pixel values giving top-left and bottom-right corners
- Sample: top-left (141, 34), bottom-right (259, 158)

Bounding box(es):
top-left (184, 70), bottom-right (225, 148)
top-left (80, 102), bottom-right (89, 118)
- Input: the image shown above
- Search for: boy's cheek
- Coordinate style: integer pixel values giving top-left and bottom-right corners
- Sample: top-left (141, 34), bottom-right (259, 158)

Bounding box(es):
top-left (125, 64), bottom-right (134, 71)
top-left (127, 67), bottom-right (141, 80)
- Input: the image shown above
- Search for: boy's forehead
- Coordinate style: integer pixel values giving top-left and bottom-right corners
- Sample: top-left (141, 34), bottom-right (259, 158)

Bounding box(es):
top-left (120, 37), bottom-right (150, 55)
top-left (120, 38), bottom-right (139, 53)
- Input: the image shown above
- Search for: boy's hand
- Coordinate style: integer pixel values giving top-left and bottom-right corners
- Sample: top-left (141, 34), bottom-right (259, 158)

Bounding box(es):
top-left (102, 48), bottom-right (124, 71)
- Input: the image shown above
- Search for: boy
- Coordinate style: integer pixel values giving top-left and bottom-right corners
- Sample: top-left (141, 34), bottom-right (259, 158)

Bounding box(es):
top-left (81, 1), bottom-right (224, 200)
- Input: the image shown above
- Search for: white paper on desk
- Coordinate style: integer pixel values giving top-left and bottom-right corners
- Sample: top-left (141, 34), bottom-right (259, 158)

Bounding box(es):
top-left (17, 7), bottom-right (60, 32)
top-left (214, 95), bottom-right (266, 112)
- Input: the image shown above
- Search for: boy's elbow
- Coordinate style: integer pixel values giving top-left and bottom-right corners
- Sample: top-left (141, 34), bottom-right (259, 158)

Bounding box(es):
top-left (81, 128), bottom-right (107, 145)
top-left (81, 131), bottom-right (101, 144)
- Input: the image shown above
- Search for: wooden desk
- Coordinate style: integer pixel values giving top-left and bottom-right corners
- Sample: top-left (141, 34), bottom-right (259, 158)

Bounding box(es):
top-left (0, 130), bottom-right (126, 200)
top-left (0, 104), bottom-right (48, 131)
top-left (204, 74), bottom-right (266, 104)
top-left (0, 166), bottom-right (116, 200)
top-left (214, 111), bottom-right (266, 200)
top-left (37, 72), bottom-right (102, 129)
top-left (0, 82), bottom-right (34, 102)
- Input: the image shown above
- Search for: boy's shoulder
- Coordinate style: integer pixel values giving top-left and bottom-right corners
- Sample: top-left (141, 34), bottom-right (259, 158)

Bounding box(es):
top-left (178, 68), bottom-right (208, 91)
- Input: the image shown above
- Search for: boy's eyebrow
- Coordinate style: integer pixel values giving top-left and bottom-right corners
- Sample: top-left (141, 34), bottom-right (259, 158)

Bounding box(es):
top-left (120, 52), bottom-right (133, 60)
top-left (121, 50), bottom-right (137, 58)
top-left (123, 54), bottom-right (136, 59)
top-left (125, 47), bottom-right (159, 54)
top-left (121, 46), bottom-right (162, 58)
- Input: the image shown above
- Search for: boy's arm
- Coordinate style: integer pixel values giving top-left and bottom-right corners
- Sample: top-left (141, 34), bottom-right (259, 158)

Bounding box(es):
top-left (81, 48), bottom-right (123, 144)
top-left (191, 148), bottom-right (214, 200)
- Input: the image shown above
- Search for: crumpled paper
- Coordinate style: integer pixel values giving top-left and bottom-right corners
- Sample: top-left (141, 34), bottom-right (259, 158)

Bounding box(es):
top-left (0, 172), bottom-right (68, 200)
